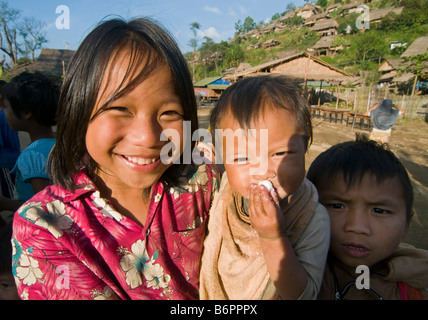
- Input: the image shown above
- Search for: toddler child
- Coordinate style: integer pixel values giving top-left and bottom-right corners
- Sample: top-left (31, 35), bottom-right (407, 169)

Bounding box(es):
top-left (199, 75), bottom-right (330, 300)
top-left (12, 17), bottom-right (218, 300)
top-left (307, 137), bottom-right (428, 299)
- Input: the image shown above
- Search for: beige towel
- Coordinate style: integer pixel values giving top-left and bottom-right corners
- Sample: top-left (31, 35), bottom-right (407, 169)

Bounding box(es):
top-left (199, 174), bottom-right (318, 300)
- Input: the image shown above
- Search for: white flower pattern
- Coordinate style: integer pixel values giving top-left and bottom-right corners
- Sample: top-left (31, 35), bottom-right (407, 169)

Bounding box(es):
top-left (92, 191), bottom-right (123, 221)
top-left (119, 239), bottom-right (171, 291)
top-left (15, 249), bottom-right (44, 286)
top-left (20, 200), bottom-right (74, 239)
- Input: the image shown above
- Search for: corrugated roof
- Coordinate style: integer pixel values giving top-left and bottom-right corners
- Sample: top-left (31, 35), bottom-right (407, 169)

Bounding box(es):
top-left (193, 76), bottom-right (222, 87)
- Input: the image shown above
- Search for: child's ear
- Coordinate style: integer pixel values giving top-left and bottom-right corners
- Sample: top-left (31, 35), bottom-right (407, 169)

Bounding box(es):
top-left (21, 110), bottom-right (32, 120)
top-left (402, 210), bottom-right (414, 239)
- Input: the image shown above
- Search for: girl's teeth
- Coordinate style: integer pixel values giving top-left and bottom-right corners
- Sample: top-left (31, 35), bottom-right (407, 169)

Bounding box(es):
top-left (126, 156), bottom-right (156, 165)
top-left (348, 245), bottom-right (365, 251)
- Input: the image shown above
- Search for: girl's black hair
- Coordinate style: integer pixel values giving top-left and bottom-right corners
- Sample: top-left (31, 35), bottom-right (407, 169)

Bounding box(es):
top-left (306, 136), bottom-right (414, 221)
top-left (210, 74), bottom-right (313, 149)
top-left (49, 17), bottom-right (198, 191)
top-left (0, 72), bottom-right (59, 126)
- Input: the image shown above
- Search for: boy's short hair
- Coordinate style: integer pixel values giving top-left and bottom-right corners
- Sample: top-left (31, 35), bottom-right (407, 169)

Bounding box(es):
top-left (0, 72), bottom-right (59, 126)
top-left (210, 74), bottom-right (313, 150)
top-left (306, 137), bottom-right (413, 221)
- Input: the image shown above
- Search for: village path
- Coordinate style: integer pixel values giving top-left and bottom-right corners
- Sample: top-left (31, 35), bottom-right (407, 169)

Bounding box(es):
top-left (198, 106), bottom-right (428, 250)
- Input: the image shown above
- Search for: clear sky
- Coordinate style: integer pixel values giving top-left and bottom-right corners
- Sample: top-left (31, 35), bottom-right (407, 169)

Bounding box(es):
top-left (12, 0), bottom-right (305, 54)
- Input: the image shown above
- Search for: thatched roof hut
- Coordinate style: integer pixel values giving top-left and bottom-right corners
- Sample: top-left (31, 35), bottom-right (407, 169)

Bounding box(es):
top-left (310, 19), bottom-right (338, 36)
top-left (310, 35), bottom-right (343, 56)
top-left (4, 48), bottom-right (75, 80)
top-left (369, 7), bottom-right (404, 23)
top-left (223, 52), bottom-right (356, 84)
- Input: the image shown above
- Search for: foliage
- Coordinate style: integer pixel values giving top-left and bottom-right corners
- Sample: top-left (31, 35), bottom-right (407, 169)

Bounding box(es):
top-left (400, 53), bottom-right (428, 80)
top-left (234, 16), bottom-right (256, 35)
top-left (379, 0), bottom-right (428, 31)
top-left (187, 0), bottom-right (428, 82)
top-left (316, 0), bottom-right (328, 7)
top-left (0, 0), bottom-right (47, 68)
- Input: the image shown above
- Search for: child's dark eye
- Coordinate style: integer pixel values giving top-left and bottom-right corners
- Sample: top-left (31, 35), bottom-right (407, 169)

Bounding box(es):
top-left (372, 208), bottom-right (389, 215)
top-left (161, 110), bottom-right (184, 119)
top-left (273, 151), bottom-right (287, 157)
top-left (234, 157), bottom-right (249, 163)
top-left (327, 203), bottom-right (345, 210)
top-left (106, 106), bottom-right (129, 113)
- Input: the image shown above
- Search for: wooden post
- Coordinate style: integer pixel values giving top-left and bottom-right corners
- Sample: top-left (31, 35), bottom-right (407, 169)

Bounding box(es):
top-left (353, 90), bottom-right (357, 111)
top-left (335, 87), bottom-right (340, 109)
top-left (318, 81), bottom-right (323, 107)
top-left (411, 75), bottom-right (418, 98)
top-left (367, 86), bottom-right (372, 111)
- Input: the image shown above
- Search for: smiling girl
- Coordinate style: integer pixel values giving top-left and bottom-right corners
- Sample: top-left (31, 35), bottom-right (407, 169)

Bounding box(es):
top-left (11, 17), bottom-right (218, 300)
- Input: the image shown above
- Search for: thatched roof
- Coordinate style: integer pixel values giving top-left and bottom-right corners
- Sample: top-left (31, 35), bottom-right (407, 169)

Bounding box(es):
top-left (401, 36), bottom-right (428, 57)
top-left (223, 52), bottom-right (356, 83)
top-left (341, 2), bottom-right (362, 11)
top-left (5, 48), bottom-right (75, 78)
top-left (310, 19), bottom-right (338, 32)
top-left (312, 35), bottom-right (337, 49)
top-left (393, 73), bottom-right (416, 83)
top-left (304, 11), bottom-right (330, 25)
top-left (378, 59), bottom-right (405, 72)
top-left (369, 7), bottom-right (404, 21)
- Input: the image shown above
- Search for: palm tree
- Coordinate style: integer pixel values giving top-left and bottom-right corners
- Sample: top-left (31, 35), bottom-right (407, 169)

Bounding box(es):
top-left (189, 22), bottom-right (200, 82)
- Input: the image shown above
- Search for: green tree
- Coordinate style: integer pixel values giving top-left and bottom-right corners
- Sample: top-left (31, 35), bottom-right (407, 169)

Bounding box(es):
top-left (225, 43), bottom-right (245, 68)
top-left (271, 12), bottom-right (281, 21)
top-left (345, 31), bottom-right (388, 69)
top-left (0, 0), bottom-right (20, 67)
top-left (285, 3), bottom-right (296, 12)
top-left (234, 16), bottom-right (256, 35)
top-left (19, 17), bottom-right (47, 61)
top-left (189, 22), bottom-right (200, 81)
top-left (0, 0), bottom-right (48, 67)
top-left (242, 16), bottom-right (256, 33)
top-left (316, 0), bottom-right (328, 7)
top-left (399, 52), bottom-right (428, 94)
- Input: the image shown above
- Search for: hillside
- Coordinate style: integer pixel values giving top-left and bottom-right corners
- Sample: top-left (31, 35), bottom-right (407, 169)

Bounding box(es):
top-left (188, 0), bottom-right (428, 85)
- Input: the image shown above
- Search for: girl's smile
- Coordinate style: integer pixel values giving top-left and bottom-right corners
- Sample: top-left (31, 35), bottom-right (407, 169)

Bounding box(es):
top-left (86, 51), bottom-right (184, 194)
top-left (119, 154), bottom-right (162, 173)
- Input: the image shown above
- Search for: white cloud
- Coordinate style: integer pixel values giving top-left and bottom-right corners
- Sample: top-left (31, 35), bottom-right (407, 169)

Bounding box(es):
top-left (227, 7), bottom-right (237, 17)
top-left (203, 6), bottom-right (222, 14)
top-left (198, 27), bottom-right (221, 41)
top-left (238, 5), bottom-right (248, 15)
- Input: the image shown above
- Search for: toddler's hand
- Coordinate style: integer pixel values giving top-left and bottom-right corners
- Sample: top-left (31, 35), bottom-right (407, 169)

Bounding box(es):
top-left (248, 184), bottom-right (286, 240)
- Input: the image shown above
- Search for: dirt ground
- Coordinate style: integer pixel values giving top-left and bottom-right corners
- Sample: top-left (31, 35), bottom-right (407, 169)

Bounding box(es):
top-left (198, 106), bottom-right (428, 250)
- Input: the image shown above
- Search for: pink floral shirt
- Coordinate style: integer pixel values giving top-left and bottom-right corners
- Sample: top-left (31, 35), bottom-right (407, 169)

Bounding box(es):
top-left (12, 164), bottom-right (218, 300)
